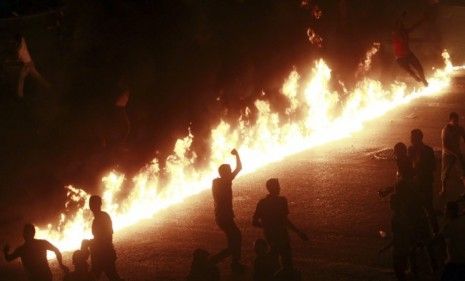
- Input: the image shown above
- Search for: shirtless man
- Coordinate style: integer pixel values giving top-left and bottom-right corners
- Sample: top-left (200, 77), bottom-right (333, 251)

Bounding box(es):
top-left (3, 224), bottom-right (68, 281)
top-left (211, 149), bottom-right (244, 273)
top-left (441, 112), bottom-right (465, 196)
top-left (392, 12), bottom-right (428, 86)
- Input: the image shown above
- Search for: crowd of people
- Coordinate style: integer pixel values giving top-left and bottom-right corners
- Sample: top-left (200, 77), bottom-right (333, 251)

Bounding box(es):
top-left (2, 149), bottom-right (308, 281)
top-left (3, 195), bottom-right (124, 281)
top-left (4, 113), bottom-right (465, 281)
top-left (190, 149), bottom-right (308, 280)
top-left (378, 112), bottom-right (465, 281)
top-left (0, 1), bottom-right (461, 281)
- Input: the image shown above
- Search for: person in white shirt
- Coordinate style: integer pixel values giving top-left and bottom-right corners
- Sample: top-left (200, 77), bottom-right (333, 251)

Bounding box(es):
top-left (16, 34), bottom-right (50, 98)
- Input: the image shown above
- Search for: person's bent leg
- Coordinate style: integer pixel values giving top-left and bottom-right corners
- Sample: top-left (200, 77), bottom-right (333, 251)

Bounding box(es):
top-left (217, 219), bottom-right (233, 258)
top-left (29, 64), bottom-right (50, 90)
top-left (420, 183), bottom-right (439, 235)
top-left (409, 53), bottom-right (428, 86)
top-left (229, 221), bottom-right (242, 263)
top-left (265, 238), bottom-right (280, 270)
top-left (397, 57), bottom-right (421, 82)
top-left (442, 154), bottom-right (456, 193)
top-left (17, 64), bottom-right (29, 98)
top-left (423, 190), bottom-right (440, 273)
top-left (222, 219), bottom-right (243, 273)
top-left (456, 153), bottom-right (465, 180)
top-left (279, 238), bottom-right (293, 269)
top-left (104, 262), bottom-right (124, 281)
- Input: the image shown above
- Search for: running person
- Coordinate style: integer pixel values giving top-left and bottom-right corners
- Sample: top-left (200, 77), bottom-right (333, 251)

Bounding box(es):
top-left (392, 12), bottom-right (428, 86)
top-left (212, 149), bottom-right (245, 273)
top-left (3, 224), bottom-right (69, 281)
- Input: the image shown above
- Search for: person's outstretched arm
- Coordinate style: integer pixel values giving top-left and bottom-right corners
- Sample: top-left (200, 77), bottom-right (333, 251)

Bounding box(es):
top-left (407, 17), bottom-right (425, 32)
top-left (286, 217), bottom-right (308, 241)
top-left (378, 240), bottom-right (393, 254)
top-left (230, 149), bottom-right (242, 180)
top-left (3, 244), bottom-right (19, 262)
top-left (46, 241), bottom-right (69, 273)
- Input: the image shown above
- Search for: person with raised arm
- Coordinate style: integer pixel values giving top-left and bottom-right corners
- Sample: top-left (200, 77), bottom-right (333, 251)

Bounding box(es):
top-left (3, 223), bottom-right (69, 281)
top-left (211, 148), bottom-right (244, 274)
top-left (392, 12), bottom-right (428, 86)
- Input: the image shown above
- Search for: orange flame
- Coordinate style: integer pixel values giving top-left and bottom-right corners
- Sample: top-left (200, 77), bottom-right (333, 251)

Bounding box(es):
top-left (39, 51), bottom-right (457, 257)
top-left (355, 42), bottom-right (381, 78)
top-left (306, 28), bottom-right (323, 48)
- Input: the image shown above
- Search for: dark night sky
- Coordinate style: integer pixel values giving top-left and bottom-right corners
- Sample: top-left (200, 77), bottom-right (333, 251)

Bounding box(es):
top-left (0, 0), bottom-right (445, 221)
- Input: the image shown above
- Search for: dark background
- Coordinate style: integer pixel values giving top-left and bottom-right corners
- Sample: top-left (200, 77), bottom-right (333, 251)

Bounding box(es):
top-left (0, 0), bottom-right (450, 226)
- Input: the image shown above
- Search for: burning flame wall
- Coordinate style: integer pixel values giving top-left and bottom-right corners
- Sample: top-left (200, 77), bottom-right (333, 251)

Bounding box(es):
top-left (39, 51), bottom-right (456, 255)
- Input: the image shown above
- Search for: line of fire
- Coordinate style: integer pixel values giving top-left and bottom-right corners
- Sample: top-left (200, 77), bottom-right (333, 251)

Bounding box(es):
top-left (2, 1), bottom-right (465, 281)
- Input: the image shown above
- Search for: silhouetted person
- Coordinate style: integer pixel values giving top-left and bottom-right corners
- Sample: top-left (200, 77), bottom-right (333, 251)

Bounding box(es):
top-left (392, 12), bottom-right (428, 86)
top-left (379, 142), bottom-right (414, 198)
top-left (81, 195), bottom-right (123, 281)
top-left (380, 142), bottom-right (433, 278)
top-left (3, 223), bottom-right (69, 281)
top-left (408, 129), bottom-right (439, 234)
top-left (253, 178), bottom-right (308, 269)
top-left (16, 34), bottom-right (50, 98)
top-left (63, 250), bottom-right (95, 281)
top-left (186, 249), bottom-right (221, 281)
top-left (253, 239), bottom-right (279, 281)
top-left (441, 112), bottom-right (465, 196)
top-left (212, 148), bottom-right (244, 273)
top-left (379, 143), bottom-right (416, 281)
